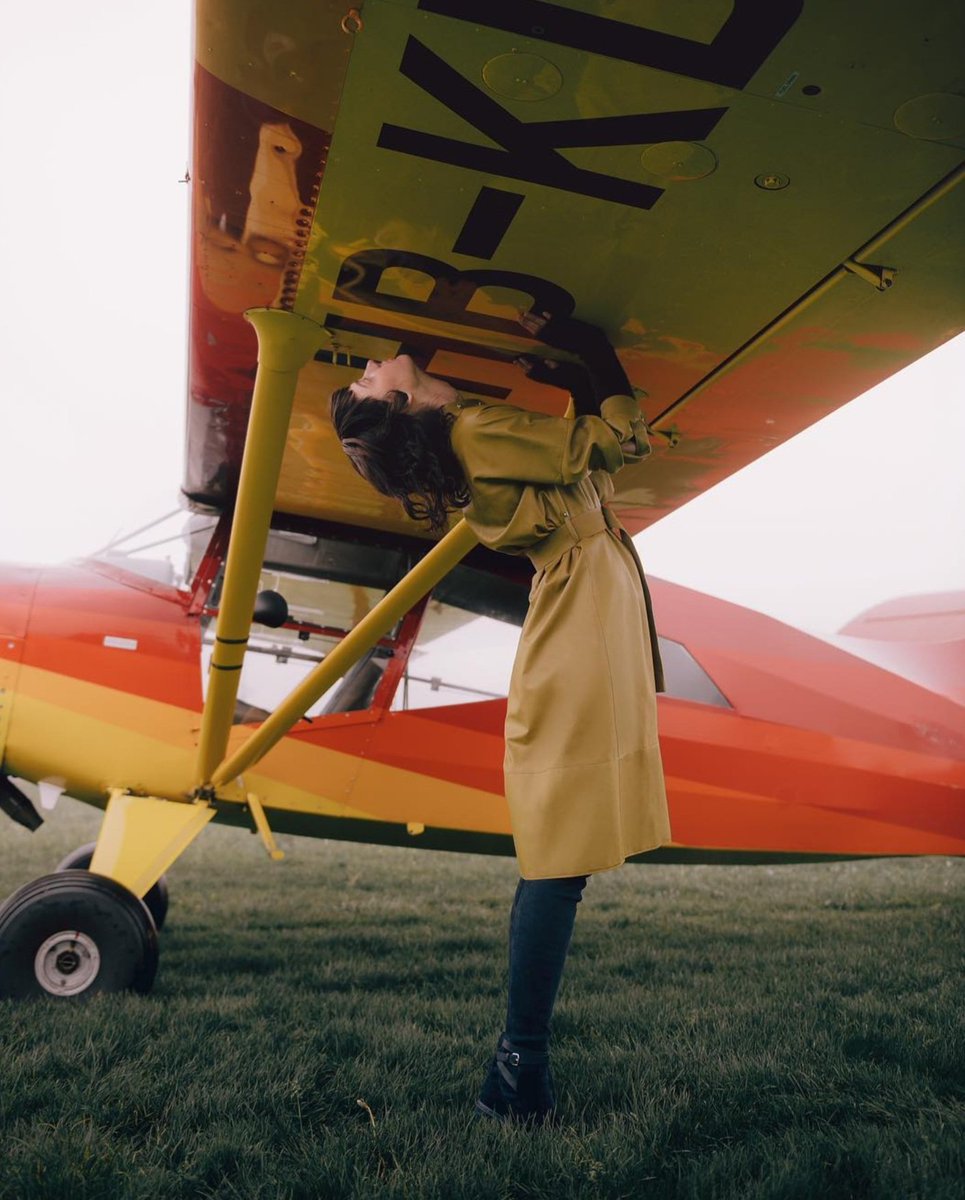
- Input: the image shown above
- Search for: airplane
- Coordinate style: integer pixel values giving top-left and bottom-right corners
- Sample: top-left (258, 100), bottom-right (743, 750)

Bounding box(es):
top-left (0, 0), bottom-right (963, 1000)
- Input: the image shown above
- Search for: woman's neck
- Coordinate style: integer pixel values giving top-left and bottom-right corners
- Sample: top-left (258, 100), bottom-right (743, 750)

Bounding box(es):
top-left (409, 375), bottom-right (460, 411)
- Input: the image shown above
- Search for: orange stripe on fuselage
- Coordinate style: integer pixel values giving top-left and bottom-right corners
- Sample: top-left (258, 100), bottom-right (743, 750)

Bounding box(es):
top-left (4, 664), bottom-right (511, 837)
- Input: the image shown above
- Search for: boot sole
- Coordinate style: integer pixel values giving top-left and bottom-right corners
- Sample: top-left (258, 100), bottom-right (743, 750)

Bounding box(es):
top-left (473, 1099), bottom-right (557, 1127)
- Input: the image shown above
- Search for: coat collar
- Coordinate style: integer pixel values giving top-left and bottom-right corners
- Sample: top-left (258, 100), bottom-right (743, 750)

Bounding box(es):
top-left (443, 396), bottom-right (485, 417)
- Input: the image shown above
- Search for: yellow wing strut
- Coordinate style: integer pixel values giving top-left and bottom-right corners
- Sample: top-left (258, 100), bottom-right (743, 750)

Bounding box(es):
top-left (209, 517), bottom-right (479, 789)
top-left (195, 308), bottom-right (324, 787)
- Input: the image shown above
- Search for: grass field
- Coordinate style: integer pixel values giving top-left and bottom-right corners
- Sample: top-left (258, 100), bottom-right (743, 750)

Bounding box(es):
top-left (0, 800), bottom-right (962, 1200)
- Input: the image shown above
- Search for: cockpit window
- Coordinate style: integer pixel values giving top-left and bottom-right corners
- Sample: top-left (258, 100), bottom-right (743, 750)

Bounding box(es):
top-left (200, 564), bottom-right (391, 722)
top-left (192, 524), bottom-right (730, 718)
top-left (393, 600), bottom-right (520, 711)
top-left (390, 563), bottom-right (526, 711)
top-left (657, 637), bottom-right (731, 708)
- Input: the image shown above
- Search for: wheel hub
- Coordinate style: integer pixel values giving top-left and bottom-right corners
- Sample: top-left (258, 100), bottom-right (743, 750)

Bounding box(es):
top-left (34, 931), bottom-right (101, 995)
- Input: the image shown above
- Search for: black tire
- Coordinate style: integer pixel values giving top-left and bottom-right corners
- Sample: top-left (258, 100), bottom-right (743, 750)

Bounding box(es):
top-left (56, 842), bottom-right (170, 931)
top-left (0, 871), bottom-right (158, 1000)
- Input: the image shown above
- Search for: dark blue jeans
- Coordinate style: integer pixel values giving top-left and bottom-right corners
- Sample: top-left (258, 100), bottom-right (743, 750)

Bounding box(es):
top-left (504, 874), bottom-right (590, 1053)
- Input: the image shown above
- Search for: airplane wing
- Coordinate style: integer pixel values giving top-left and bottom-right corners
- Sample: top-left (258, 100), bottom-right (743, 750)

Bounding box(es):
top-left (183, 0), bottom-right (965, 539)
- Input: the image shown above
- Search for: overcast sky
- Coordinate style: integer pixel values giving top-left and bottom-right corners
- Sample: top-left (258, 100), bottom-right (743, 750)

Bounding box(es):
top-left (1, 1), bottom-right (962, 638)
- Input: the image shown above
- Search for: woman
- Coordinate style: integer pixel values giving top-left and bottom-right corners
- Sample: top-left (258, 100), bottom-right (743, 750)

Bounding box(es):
top-left (330, 312), bottom-right (671, 1125)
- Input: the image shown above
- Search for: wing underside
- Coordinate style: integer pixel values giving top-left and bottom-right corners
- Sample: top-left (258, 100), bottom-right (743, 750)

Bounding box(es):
top-left (185, 0), bottom-right (965, 539)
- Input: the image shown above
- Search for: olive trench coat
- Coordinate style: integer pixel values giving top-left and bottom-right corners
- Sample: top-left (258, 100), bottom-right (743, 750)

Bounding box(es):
top-left (446, 394), bottom-right (671, 880)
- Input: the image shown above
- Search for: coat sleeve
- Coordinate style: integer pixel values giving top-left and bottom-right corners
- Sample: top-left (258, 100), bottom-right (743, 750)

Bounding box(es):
top-left (451, 395), bottom-right (651, 486)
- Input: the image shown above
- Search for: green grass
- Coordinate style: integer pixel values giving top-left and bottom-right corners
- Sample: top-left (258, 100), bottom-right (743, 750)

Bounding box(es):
top-left (0, 801), bottom-right (962, 1200)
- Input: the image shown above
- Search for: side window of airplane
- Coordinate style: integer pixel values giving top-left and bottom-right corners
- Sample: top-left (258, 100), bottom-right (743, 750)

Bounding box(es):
top-left (392, 566), bottom-right (525, 711)
top-left (196, 530), bottom-right (408, 723)
top-left (393, 620), bottom-right (731, 711)
top-left (200, 566), bottom-right (391, 722)
top-left (193, 529), bottom-right (729, 716)
top-left (392, 602), bottom-right (521, 711)
top-left (657, 637), bottom-right (732, 708)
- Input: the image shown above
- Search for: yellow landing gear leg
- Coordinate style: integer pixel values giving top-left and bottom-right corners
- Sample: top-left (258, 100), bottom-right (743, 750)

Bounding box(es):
top-left (90, 789), bottom-right (216, 898)
top-left (0, 792), bottom-right (216, 1000)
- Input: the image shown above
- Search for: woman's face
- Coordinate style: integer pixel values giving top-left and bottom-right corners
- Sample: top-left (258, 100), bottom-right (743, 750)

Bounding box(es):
top-left (349, 355), bottom-right (420, 401)
top-left (348, 355), bottom-right (458, 410)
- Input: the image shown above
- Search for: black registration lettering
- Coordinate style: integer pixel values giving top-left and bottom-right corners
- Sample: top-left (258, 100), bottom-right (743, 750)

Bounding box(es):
top-left (452, 187), bottom-right (525, 259)
top-left (418, 0), bottom-right (803, 89)
top-left (335, 247), bottom-right (575, 336)
top-left (378, 38), bottom-right (727, 211)
top-left (331, 248), bottom-right (577, 388)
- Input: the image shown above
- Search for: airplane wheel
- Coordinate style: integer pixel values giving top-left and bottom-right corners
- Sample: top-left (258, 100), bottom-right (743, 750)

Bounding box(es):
top-left (56, 842), bottom-right (170, 931)
top-left (0, 871), bottom-right (158, 1000)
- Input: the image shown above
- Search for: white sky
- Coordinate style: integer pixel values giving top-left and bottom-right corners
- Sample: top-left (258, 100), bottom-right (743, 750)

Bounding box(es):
top-left (1, 1), bottom-right (962, 638)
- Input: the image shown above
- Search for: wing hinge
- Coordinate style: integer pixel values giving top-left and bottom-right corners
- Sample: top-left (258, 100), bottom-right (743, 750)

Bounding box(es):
top-left (842, 259), bottom-right (897, 291)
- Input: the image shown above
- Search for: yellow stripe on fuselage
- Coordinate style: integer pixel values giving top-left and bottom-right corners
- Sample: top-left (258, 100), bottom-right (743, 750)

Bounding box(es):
top-left (4, 664), bottom-right (509, 837)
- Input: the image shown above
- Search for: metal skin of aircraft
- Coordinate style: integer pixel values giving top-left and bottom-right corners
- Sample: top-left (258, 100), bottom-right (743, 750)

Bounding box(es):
top-left (0, 0), bottom-right (963, 1000)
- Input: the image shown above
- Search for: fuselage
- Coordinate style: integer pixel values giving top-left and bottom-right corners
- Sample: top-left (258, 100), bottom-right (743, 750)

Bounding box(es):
top-left (1, 557), bottom-right (962, 862)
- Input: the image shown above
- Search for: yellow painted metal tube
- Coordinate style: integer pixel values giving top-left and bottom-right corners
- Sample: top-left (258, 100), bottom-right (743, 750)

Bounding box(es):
top-left (211, 518), bottom-right (479, 788)
top-left (195, 309), bottom-right (323, 786)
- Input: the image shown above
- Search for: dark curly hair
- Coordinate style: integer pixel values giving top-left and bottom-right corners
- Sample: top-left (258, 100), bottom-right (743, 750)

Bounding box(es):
top-left (329, 387), bottom-right (470, 532)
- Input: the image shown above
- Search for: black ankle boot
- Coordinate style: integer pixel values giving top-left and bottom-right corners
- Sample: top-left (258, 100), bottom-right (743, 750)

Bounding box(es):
top-left (473, 1034), bottom-right (557, 1125)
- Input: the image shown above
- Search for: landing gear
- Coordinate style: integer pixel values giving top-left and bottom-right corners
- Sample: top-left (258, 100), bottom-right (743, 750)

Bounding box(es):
top-left (56, 842), bottom-right (170, 931)
top-left (0, 871), bottom-right (158, 1000)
